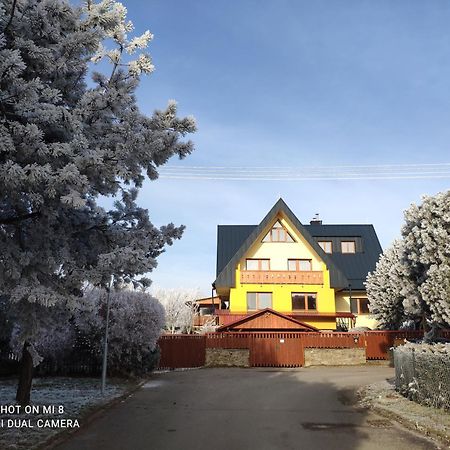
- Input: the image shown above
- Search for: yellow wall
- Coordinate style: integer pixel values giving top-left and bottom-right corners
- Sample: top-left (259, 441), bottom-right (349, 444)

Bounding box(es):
top-left (335, 291), bottom-right (378, 329)
top-left (231, 214), bottom-right (336, 320)
top-left (230, 264), bottom-right (335, 311)
top-left (230, 260), bottom-right (337, 329)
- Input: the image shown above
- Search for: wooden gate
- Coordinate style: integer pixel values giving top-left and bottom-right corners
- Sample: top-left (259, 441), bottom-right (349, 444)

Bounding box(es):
top-left (249, 333), bottom-right (304, 367)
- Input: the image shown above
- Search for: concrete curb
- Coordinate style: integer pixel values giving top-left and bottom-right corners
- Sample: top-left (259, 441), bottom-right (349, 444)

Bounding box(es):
top-left (38, 378), bottom-right (148, 450)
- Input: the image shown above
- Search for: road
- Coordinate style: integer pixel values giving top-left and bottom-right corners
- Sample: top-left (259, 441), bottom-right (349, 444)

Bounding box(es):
top-left (54, 367), bottom-right (438, 450)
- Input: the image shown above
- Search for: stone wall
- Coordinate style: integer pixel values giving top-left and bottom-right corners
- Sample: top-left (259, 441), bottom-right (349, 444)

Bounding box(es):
top-left (304, 348), bottom-right (366, 367)
top-left (205, 348), bottom-right (250, 367)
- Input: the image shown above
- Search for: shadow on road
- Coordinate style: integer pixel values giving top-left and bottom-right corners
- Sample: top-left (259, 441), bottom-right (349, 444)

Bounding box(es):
top-left (53, 367), bottom-right (436, 450)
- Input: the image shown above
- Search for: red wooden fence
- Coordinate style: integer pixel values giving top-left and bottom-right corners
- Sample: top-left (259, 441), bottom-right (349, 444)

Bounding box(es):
top-left (302, 332), bottom-right (365, 349)
top-left (158, 335), bottom-right (206, 369)
top-left (158, 330), bottom-right (448, 368)
top-left (364, 330), bottom-right (423, 360)
top-left (206, 332), bottom-right (250, 349)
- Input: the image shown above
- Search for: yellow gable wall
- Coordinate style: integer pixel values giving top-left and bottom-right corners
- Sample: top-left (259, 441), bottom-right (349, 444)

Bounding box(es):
top-left (230, 214), bottom-right (337, 328)
top-left (239, 217), bottom-right (323, 271)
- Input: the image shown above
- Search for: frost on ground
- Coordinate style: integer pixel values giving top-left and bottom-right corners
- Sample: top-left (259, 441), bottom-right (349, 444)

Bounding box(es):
top-left (359, 378), bottom-right (450, 447)
top-left (0, 377), bottom-right (127, 450)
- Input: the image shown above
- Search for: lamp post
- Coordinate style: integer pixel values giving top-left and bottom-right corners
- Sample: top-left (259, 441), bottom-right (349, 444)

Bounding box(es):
top-left (101, 275), bottom-right (114, 395)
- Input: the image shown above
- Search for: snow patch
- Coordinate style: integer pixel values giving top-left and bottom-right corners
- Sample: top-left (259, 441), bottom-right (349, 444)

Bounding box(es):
top-left (142, 380), bottom-right (165, 389)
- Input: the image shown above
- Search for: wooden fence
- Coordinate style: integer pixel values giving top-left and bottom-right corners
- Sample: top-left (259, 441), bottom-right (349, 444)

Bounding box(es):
top-left (206, 332), bottom-right (250, 349)
top-left (158, 334), bottom-right (206, 369)
top-left (364, 330), bottom-right (423, 360)
top-left (302, 332), bottom-right (365, 349)
top-left (158, 329), bottom-right (448, 368)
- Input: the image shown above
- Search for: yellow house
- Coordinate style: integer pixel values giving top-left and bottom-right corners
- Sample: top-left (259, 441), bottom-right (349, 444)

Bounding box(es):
top-left (213, 199), bottom-right (382, 331)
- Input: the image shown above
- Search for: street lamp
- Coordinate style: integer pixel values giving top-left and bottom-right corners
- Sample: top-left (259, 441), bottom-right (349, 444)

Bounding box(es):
top-left (101, 275), bottom-right (114, 395)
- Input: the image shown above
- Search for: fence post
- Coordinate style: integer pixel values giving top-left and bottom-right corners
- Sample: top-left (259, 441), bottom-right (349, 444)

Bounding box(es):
top-left (411, 347), bottom-right (416, 379)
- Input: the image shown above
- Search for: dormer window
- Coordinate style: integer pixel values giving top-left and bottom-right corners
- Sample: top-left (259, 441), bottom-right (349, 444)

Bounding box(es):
top-left (341, 241), bottom-right (356, 253)
top-left (262, 220), bottom-right (295, 243)
top-left (318, 241), bottom-right (332, 254)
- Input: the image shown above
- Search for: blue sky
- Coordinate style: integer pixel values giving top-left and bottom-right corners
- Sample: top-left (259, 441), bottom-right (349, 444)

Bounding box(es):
top-left (117, 1), bottom-right (450, 294)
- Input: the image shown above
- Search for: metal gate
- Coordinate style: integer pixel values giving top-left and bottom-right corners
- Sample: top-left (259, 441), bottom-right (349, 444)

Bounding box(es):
top-left (249, 333), bottom-right (304, 367)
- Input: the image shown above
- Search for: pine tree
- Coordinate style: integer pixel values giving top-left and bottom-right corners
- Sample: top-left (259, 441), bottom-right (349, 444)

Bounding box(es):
top-left (0, 0), bottom-right (195, 404)
top-left (366, 240), bottom-right (413, 329)
top-left (366, 191), bottom-right (450, 333)
top-left (401, 191), bottom-right (450, 328)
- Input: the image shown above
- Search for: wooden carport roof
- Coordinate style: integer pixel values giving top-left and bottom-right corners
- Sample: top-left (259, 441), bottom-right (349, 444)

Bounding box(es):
top-left (216, 308), bottom-right (319, 332)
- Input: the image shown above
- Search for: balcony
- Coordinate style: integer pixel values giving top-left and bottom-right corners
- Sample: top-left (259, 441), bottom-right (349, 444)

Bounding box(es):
top-left (240, 270), bottom-right (323, 285)
top-left (193, 315), bottom-right (219, 327)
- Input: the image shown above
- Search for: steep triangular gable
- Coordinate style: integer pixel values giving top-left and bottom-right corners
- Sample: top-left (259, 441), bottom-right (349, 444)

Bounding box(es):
top-left (213, 198), bottom-right (348, 289)
top-left (217, 308), bottom-right (319, 331)
top-left (262, 220), bottom-right (295, 242)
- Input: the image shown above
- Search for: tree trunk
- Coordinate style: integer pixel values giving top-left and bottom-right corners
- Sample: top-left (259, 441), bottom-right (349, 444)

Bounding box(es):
top-left (16, 341), bottom-right (34, 406)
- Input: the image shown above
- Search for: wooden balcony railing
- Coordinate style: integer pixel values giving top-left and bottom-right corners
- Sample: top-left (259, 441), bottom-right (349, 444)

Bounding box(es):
top-left (193, 315), bottom-right (219, 327)
top-left (240, 270), bottom-right (323, 285)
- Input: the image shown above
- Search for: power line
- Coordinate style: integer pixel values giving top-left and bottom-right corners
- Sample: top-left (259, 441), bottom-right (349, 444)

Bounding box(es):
top-left (159, 162), bottom-right (450, 170)
top-left (157, 163), bottom-right (450, 181)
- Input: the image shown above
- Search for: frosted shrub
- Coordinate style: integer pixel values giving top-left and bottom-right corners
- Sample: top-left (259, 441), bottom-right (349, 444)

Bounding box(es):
top-left (75, 289), bottom-right (165, 376)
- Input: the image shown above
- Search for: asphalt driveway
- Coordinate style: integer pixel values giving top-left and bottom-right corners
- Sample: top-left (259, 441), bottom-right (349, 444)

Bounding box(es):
top-left (54, 366), bottom-right (437, 450)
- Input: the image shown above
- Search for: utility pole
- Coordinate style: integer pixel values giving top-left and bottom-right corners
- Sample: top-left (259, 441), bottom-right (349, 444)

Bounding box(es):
top-left (101, 275), bottom-right (114, 395)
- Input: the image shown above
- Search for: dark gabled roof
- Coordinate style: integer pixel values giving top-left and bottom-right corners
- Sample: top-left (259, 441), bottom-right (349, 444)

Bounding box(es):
top-left (213, 199), bottom-right (349, 290)
top-left (216, 225), bottom-right (255, 278)
top-left (306, 224), bottom-right (382, 290)
top-left (214, 200), bottom-right (383, 291)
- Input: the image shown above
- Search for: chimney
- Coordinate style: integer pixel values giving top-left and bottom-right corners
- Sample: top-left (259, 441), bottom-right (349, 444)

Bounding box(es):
top-left (310, 213), bottom-right (322, 225)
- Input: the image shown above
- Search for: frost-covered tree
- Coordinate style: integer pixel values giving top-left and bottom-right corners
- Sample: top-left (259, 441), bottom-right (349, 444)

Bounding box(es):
top-left (74, 288), bottom-right (165, 376)
top-left (401, 191), bottom-right (450, 329)
top-left (0, 0), bottom-right (195, 404)
top-left (366, 240), bottom-right (414, 329)
top-left (154, 288), bottom-right (200, 334)
top-left (367, 191), bottom-right (450, 333)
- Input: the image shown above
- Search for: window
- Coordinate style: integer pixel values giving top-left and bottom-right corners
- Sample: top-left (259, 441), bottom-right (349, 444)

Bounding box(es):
top-left (199, 307), bottom-right (215, 316)
top-left (262, 220), bottom-right (295, 243)
top-left (318, 241), bottom-right (332, 254)
top-left (247, 292), bottom-right (272, 310)
top-left (341, 241), bottom-right (355, 253)
top-left (350, 298), bottom-right (370, 315)
top-left (245, 259), bottom-right (270, 270)
top-left (291, 293), bottom-right (317, 311)
top-left (288, 259), bottom-right (312, 271)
